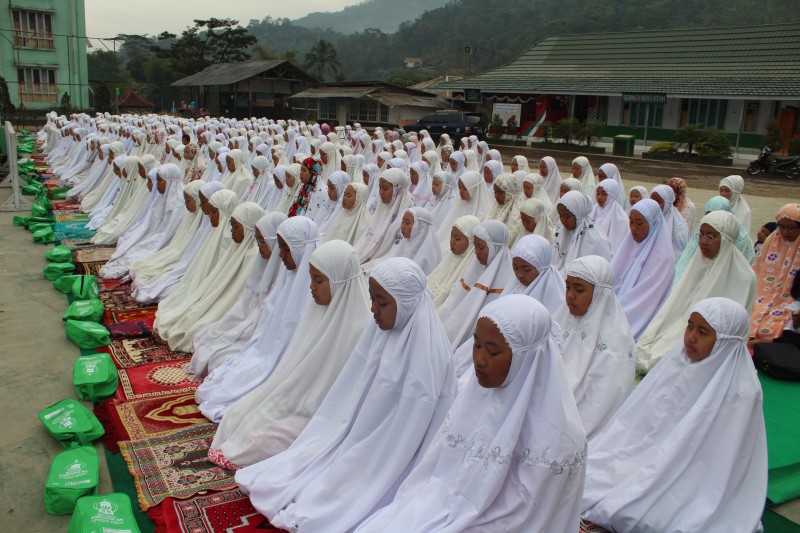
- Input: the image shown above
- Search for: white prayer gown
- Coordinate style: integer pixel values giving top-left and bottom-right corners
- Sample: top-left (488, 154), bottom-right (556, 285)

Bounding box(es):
top-left (353, 168), bottom-right (414, 263)
top-left (428, 215), bottom-right (481, 307)
top-left (720, 174), bottom-right (752, 234)
top-left (323, 182), bottom-right (371, 245)
top-left (590, 179), bottom-right (629, 253)
top-left (552, 191), bottom-right (612, 274)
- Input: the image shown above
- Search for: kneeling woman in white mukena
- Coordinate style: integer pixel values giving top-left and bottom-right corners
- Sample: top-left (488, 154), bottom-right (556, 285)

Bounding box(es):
top-left (552, 191), bottom-right (611, 275)
top-left (235, 258), bottom-right (456, 533)
top-left (427, 215), bottom-right (480, 307)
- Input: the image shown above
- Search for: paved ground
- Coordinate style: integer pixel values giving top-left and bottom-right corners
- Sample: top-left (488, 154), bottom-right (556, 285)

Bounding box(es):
top-left (0, 188), bottom-right (112, 532)
top-left (0, 154), bottom-right (798, 527)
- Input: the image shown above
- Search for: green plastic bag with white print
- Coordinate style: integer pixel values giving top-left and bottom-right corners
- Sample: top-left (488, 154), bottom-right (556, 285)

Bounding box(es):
top-left (73, 352), bottom-right (118, 402)
top-left (68, 493), bottom-right (141, 533)
top-left (62, 299), bottom-right (104, 323)
top-left (43, 262), bottom-right (75, 280)
top-left (64, 320), bottom-right (110, 349)
top-left (72, 275), bottom-right (99, 301)
top-left (44, 446), bottom-right (99, 515)
top-left (38, 398), bottom-right (105, 449)
top-left (45, 245), bottom-right (73, 263)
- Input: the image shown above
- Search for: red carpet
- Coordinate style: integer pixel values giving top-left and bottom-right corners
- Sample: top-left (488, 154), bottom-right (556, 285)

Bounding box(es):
top-left (116, 360), bottom-right (198, 401)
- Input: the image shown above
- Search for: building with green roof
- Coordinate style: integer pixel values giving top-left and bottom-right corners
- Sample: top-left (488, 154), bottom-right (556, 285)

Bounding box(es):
top-left (434, 23), bottom-right (800, 150)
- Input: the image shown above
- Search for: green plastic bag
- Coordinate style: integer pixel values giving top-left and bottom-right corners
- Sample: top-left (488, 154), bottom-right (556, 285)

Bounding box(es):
top-left (68, 493), bottom-right (141, 533)
top-left (28, 215), bottom-right (56, 224)
top-left (29, 222), bottom-right (53, 233)
top-left (21, 184), bottom-right (42, 195)
top-left (38, 399), bottom-right (105, 448)
top-left (43, 262), bottom-right (75, 281)
top-left (33, 227), bottom-right (57, 244)
top-left (31, 203), bottom-right (50, 217)
top-left (63, 299), bottom-right (104, 323)
top-left (12, 215), bottom-right (29, 226)
top-left (73, 353), bottom-right (118, 402)
top-left (65, 320), bottom-right (110, 349)
top-left (45, 245), bottom-right (73, 263)
top-left (72, 276), bottom-right (99, 301)
top-left (53, 275), bottom-right (82, 294)
top-left (44, 446), bottom-right (99, 515)
top-left (51, 188), bottom-right (68, 200)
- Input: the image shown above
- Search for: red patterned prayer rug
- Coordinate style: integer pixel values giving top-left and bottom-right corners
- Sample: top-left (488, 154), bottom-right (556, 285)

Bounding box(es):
top-left (54, 211), bottom-right (88, 223)
top-left (44, 178), bottom-right (59, 190)
top-left (102, 307), bottom-right (157, 326)
top-left (99, 286), bottom-right (149, 311)
top-left (102, 308), bottom-right (158, 340)
top-left (59, 238), bottom-right (97, 251)
top-left (97, 277), bottom-right (128, 291)
top-left (150, 489), bottom-right (287, 533)
top-left (116, 360), bottom-right (198, 401)
top-left (51, 199), bottom-right (82, 211)
top-left (75, 260), bottom-right (106, 276)
top-left (74, 247), bottom-right (116, 263)
top-left (97, 393), bottom-right (208, 451)
top-left (119, 423), bottom-right (235, 510)
top-left (579, 519), bottom-right (610, 532)
top-left (99, 337), bottom-right (188, 369)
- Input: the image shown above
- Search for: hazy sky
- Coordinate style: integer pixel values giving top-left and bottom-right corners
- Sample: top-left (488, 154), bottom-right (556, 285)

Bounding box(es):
top-left (83, 0), bottom-right (361, 39)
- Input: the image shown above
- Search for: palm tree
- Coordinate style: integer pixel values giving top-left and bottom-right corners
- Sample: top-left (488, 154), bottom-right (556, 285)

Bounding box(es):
top-left (304, 40), bottom-right (342, 81)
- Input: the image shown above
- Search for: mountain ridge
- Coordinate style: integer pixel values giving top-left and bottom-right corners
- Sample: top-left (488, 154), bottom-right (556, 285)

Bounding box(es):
top-left (292, 0), bottom-right (451, 34)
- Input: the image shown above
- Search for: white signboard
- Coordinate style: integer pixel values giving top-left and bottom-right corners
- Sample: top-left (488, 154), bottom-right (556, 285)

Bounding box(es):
top-left (492, 103), bottom-right (522, 128)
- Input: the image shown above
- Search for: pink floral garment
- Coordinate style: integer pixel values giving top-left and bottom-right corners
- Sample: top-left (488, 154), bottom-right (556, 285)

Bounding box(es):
top-left (750, 203), bottom-right (800, 340)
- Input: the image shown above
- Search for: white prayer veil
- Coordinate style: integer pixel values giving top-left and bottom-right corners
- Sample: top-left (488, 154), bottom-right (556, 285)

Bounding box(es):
top-left (636, 210), bottom-right (757, 373)
top-left (324, 182), bottom-right (371, 246)
top-left (552, 255), bottom-right (636, 438)
top-left (582, 297), bottom-right (767, 533)
top-left (383, 206), bottom-right (442, 275)
top-left (357, 295), bottom-right (586, 533)
top-left (540, 155), bottom-right (563, 203)
top-left (207, 239), bottom-right (372, 467)
top-left (439, 219), bottom-right (514, 349)
top-left (235, 258), bottom-right (456, 533)
top-left (189, 212), bottom-right (287, 378)
top-left (222, 149), bottom-right (254, 197)
top-left (590, 178), bottom-right (629, 252)
top-left (353, 167), bottom-right (413, 263)
top-left (196, 216), bottom-right (320, 422)
top-left (520, 197), bottom-right (556, 243)
top-left (427, 215), bottom-right (480, 307)
top-left (486, 172), bottom-right (524, 246)
top-left (598, 163), bottom-right (626, 207)
top-left (435, 170), bottom-right (492, 250)
top-left (504, 234), bottom-right (565, 309)
top-left (651, 183), bottom-right (689, 258)
top-left (610, 198), bottom-right (675, 341)
top-left (552, 191), bottom-right (612, 274)
top-left (719, 174), bottom-right (752, 233)
top-left (572, 155), bottom-right (596, 195)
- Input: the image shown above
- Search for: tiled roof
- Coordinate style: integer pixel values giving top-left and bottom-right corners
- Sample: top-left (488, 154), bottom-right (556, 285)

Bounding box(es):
top-left (117, 91), bottom-right (155, 108)
top-left (434, 23), bottom-right (800, 97)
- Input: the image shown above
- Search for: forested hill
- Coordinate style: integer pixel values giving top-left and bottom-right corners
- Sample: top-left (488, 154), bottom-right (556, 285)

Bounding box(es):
top-left (248, 0), bottom-right (800, 81)
top-left (292, 0), bottom-right (451, 34)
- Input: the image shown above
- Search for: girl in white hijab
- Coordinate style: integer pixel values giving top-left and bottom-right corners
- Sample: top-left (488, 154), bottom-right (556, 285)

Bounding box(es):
top-left (354, 168), bottom-right (413, 263)
top-left (462, 149), bottom-right (479, 172)
top-left (650, 183), bottom-right (690, 258)
top-left (636, 210), bottom-right (757, 373)
top-left (318, 141), bottom-right (341, 181)
top-left (590, 178), bottom-right (629, 252)
top-left (426, 169), bottom-right (457, 228)
top-left (241, 155), bottom-right (280, 211)
top-left (610, 198), bottom-right (675, 340)
top-left (409, 161), bottom-right (433, 206)
top-left (357, 295), bottom-right (587, 533)
top-left (447, 151), bottom-right (466, 184)
top-left (482, 159), bottom-right (503, 193)
top-left (538, 156), bottom-right (563, 203)
top-left (153, 188), bottom-right (238, 337)
top-left (504, 234), bottom-right (565, 308)
top-left (520, 197), bottom-right (557, 243)
top-left (163, 202), bottom-right (266, 352)
top-left (552, 191), bottom-right (612, 274)
top-left (422, 149), bottom-right (441, 175)
top-left (220, 149), bottom-right (254, 198)
top-left (486, 172), bottom-right (524, 246)
top-left (129, 179), bottom-right (205, 285)
top-left (235, 258), bottom-right (457, 532)
top-left (435, 170), bottom-right (492, 250)
top-left (571, 155), bottom-right (596, 195)
top-left (438, 220), bottom-right (514, 349)
top-left (85, 155), bottom-right (128, 230)
top-left (342, 153), bottom-right (363, 183)
top-left (196, 217), bottom-right (320, 422)
top-left (91, 155), bottom-right (148, 244)
top-left (511, 154), bottom-right (529, 174)
top-left (132, 181), bottom-right (222, 303)
top-left (80, 141), bottom-right (126, 212)
top-left (100, 164), bottom-right (187, 279)
top-left (628, 185), bottom-right (648, 211)
top-left (273, 163), bottom-right (301, 214)
top-left (313, 170), bottom-right (351, 234)
top-left (189, 212), bottom-right (287, 378)
top-left (428, 215), bottom-right (481, 307)
top-left (207, 240), bottom-right (372, 467)
top-left (376, 206), bottom-right (441, 275)
top-left (719, 174), bottom-right (752, 233)
top-left (553, 256), bottom-right (636, 438)
top-left (581, 297), bottom-right (767, 533)
top-left (323, 181), bottom-right (371, 245)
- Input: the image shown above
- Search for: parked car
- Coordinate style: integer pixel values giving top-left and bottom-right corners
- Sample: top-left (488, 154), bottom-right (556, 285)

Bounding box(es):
top-left (404, 111), bottom-right (486, 144)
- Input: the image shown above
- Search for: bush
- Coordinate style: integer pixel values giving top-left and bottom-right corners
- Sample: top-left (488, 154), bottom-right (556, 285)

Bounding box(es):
top-left (580, 119), bottom-right (604, 146)
top-left (648, 142), bottom-right (676, 154)
top-left (489, 113), bottom-right (504, 140)
top-left (788, 137), bottom-right (800, 157)
top-left (761, 120), bottom-right (783, 151)
top-left (695, 129), bottom-right (733, 159)
top-left (674, 124), bottom-right (704, 155)
top-left (553, 118), bottom-right (580, 144)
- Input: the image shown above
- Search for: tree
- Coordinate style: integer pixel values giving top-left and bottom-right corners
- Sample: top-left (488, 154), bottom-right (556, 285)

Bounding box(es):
top-left (153, 18), bottom-right (256, 76)
top-left (59, 92), bottom-right (71, 115)
top-left (674, 124), bottom-right (704, 155)
top-left (304, 40), bottom-right (342, 81)
top-left (94, 86), bottom-right (111, 113)
top-left (580, 119), bottom-right (604, 146)
top-left (0, 76), bottom-right (15, 121)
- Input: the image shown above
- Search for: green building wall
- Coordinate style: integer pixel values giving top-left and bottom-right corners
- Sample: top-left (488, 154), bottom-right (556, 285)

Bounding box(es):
top-left (0, 0), bottom-right (90, 110)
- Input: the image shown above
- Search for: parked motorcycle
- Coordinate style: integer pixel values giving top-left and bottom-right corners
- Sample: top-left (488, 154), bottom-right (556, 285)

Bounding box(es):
top-left (746, 146), bottom-right (800, 179)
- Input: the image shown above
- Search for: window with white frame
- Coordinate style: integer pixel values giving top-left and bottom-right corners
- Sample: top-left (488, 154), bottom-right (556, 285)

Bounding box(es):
top-left (318, 99), bottom-right (338, 120)
top-left (12, 10), bottom-right (54, 49)
top-left (621, 102), bottom-right (664, 127)
top-left (17, 68), bottom-right (57, 103)
top-left (347, 101), bottom-right (389, 123)
top-left (680, 98), bottom-right (728, 129)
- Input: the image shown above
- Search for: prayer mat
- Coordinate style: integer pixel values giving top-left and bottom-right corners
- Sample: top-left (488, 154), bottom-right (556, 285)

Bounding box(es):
top-left (579, 520), bottom-right (610, 532)
top-left (119, 423), bottom-right (235, 510)
top-left (98, 394), bottom-right (208, 451)
top-left (151, 489), bottom-right (286, 533)
top-left (100, 286), bottom-right (148, 311)
top-left (51, 199), bottom-right (82, 211)
top-left (54, 221), bottom-right (95, 241)
top-left (102, 308), bottom-right (157, 340)
top-left (54, 211), bottom-right (88, 223)
top-left (98, 277), bottom-right (128, 291)
top-left (74, 247), bottom-right (116, 263)
top-left (116, 360), bottom-right (198, 401)
top-left (44, 179), bottom-right (59, 189)
top-left (102, 307), bottom-right (157, 326)
top-left (60, 238), bottom-right (97, 251)
top-left (760, 371), bottom-right (800, 504)
top-left (100, 337), bottom-right (186, 369)
top-left (76, 260), bottom-right (107, 276)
